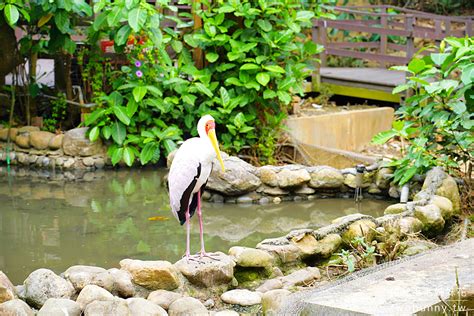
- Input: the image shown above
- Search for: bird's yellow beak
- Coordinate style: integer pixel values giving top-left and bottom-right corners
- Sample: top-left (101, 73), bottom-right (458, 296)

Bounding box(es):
top-left (208, 129), bottom-right (225, 172)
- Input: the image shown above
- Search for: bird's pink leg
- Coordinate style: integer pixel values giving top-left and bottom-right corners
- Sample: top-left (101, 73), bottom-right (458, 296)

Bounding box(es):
top-left (185, 206), bottom-right (191, 258)
top-left (197, 191), bottom-right (219, 260)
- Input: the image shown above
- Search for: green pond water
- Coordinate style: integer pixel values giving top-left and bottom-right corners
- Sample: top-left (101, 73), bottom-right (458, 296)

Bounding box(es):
top-left (0, 167), bottom-right (392, 285)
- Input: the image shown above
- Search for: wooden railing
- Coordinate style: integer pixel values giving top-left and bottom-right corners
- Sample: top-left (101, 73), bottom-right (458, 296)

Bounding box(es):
top-left (313, 5), bottom-right (474, 67)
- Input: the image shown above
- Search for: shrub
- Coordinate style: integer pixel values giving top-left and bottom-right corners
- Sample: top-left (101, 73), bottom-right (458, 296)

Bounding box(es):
top-left (84, 0), bottom-right (327, 166)
top-left (372, 37), bottom-right (474, 184)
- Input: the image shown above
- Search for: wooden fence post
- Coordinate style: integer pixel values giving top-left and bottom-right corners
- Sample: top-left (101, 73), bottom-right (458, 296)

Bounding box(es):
top-left (312, 20), bottom-right (321, 92)
top-left (192, 0), bottom-right (204, 69)
top-left (405, 15), bottom-right (414, 61)
top-left (380, 6), bottom-right (387, 68)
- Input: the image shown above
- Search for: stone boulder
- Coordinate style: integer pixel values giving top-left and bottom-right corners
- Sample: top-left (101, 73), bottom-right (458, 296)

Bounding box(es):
top-left (276, 167), bottom-right (310, 188)
top-left (343, 172), bottom-right (374, 189)
top-left (0, 271), bottom-right (16, 303)
top-left (435, 175), bottom-right (461, 214)
top-left (280, 267), bottom-right (321, 288)
top-left (400, 239), bottom-right (437, 256)
top-left (168, 297), bottom-right (208, 316)
top-left (341, 219), bottom-right (377, 244)
top-left (262, 289), bottom-right (291, 315)
top-left (398, 217), bottom-right (423, 235)
top-left (308, 166), bottom-right (344, 189)
top-left (23, 268), bottom-right (75, 309)
top-left (62, 127), bottom-right (104, 157)
top-left (120, 259), bottom-right (181, 291)
top-left (290, 233), bottom-right (342, 258)
top-left (430, 195), bottom-right (454, 219)
top-left (84, 299), bottom-right (129, 316)
top-left (414, 204), bottom-right (445, 235)
top-left (384, 203), bottom-right (407, 215)
top-left (174, 252), bottom-right (235, 287)
top-left (228, 247), bottom-right (274, 268)
top-left (76, 284), bottom-right (114, 310)
top-left (375, 168), bottom-right (392, 190)
top-left (101, 268), bottom-right (135, 298)
top-left (147, 289), bottom-right (183, 310)
top-left (256, 278), bottom-right (283, 293)
top-left (0, 128), bottom-right (17, 141)
top-left (18, 126), bottom-right (40, 134)
top-left (256, 237), bottom-right (301, 264)
top-left (207, 156), bottom-right (261, 196)
top-left (29, 131), bottom-right (55, 150)
top-left (0, 299), bottom-right (34, 316)
top-left (220, 289), bottom-right (262, 306)
top-left (37, 298), bottom-right (81, 316)
top-left (63, 265), bottom-right (107, 291)
top-left (127, 297), bottom-right (167, 316)
top-left (48, 134), bottom-right (64, 150)
top-left (15, 134), bottom-right (30, 148)
top-left (257, 166), bottom-right (279, 187)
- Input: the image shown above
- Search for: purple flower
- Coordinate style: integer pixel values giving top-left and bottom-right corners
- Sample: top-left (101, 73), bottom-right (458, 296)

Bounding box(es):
top-left (136, 70), bottom-right (143, 78)
top-left (135, 61), bottom-right (142, 67)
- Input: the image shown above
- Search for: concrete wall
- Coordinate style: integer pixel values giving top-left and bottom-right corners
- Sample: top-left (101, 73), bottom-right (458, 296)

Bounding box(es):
top-left (285, 107), bottom-right (394, 152)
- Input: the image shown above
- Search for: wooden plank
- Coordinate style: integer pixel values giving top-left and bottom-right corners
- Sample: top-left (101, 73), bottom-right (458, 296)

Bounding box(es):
top-left (318, 20), bottom-right (411, 37)
top-left (327, 42), bottom-right (380, 49)
top-left (320, 67), bottom-right (405, 88)
top-left (325, 48), bottom-right (409, 64)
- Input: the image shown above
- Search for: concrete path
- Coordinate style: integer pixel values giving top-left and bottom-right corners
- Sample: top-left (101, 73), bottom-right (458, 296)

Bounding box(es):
top-left (278, 238), bottom-right (474, 315)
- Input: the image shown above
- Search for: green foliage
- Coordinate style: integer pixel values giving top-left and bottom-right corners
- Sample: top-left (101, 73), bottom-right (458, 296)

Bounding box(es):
top-left (43, 92), bottom-right (68, 132)
top-left (85, 0), bottom-right (327, 166)
top-left (331, 236), bottom-right (377, 273)
top-left (372, 37), bottom-right (474, 184)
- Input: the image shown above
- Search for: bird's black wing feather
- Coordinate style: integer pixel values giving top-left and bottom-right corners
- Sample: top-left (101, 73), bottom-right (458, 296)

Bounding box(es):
top-left (178, 163), bottom-right (201, 225)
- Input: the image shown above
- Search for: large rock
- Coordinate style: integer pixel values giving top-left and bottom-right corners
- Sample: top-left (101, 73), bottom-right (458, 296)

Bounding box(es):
top-left (120, 259), bottom-right (181, 291)
top-left (262, 289), bottom-right (291, 315)
top-left (398, 217), bottom-right (423, 235)
top-left (229, 247), bottom-right (274, 268)
top-left (341, 219), bottom-right (377, 244)
top-left (0, 299), bottom-right (34, 316)
top-left (127, 297), bottom-right (168, 316)
top-left (256, 278), bottom-right (283, 293)
top-left (168, 297), bottom-right (208, 316)
top-left (375, 168), bottom-right (392, 190)
top-left (384, 203), bottom-right (407, 215)
top-left (256, 238), bottom-right (301, 264)
top-left (37, 298), bottom-right (81, 316)
top-left (18, 126), bottom-right (40, 134)
top-left (220, 289), bottom-right (262, 306)
top-left (414, 204), bottom-right (445, 235)
top-left (0, 271), bottom-right (16, 303)
top-left (343, 172), bottom-right (374, 189)
top-left (147, 289), bottom-right (183, 310)
top-left (76, 284), bottom-right (114, 309)
top-left (48, 134), bottom-right (64, 150)
top-left (63, 265), bottom-right (107, 291)
top-left (15, 134), bottom-right (30, 148)
top-left (207, 156), bottom-right (261, 196)
top-left (290, 233), bottom-right (342, 258)
top-left (400, 239), bottom-right (437, 256)
top-left (0, 128), bottom-right (17, 141)
top-left (84, 299), bottom-right (129, 316)
top-left (62, 127), bottom-right (104, 156)
top-left (102, 268), bottom-right (135, 298)
top-left (29, 131), bottom-right (55, 150)
top-left (23, 268), bottom-right (75, 309)
top-left (276, 168), bottom-right (310, 188)
top-left (435, 175), bottom-right (461, 214)
top-left (258, 166), bottom-right (279, 187)
top-left (430, 195), bottom-right (454, 219)
top-left (280, 267), bottom-right (321, 288)
top-left (174, 252), bottom-right (235, 287)
top-left (308, 166), bottom-right (344, 189)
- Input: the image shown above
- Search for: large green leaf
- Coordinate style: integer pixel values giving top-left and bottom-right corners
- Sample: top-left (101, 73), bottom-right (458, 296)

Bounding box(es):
top-left (123, 147), bottom-right (135, 166)
top-left (371, 130), bottom-right (398, 144)
top-left (54, 10), bottom-right (70, 34)
top-left (133, 86), bottom-right (147, 102)
top-left (85, 109), bottom-right (106, 126)
top-left (220, 87), bottom-right (230, 106)
top-left (206, 52), bottom-right (219, 63)
top-left (4, 4), bottom-right (19, 26)
top-left (128, 7), bottom-right (147, 32)
top-left (111, 121), bottom-right (126, 145)
top-left (111, 147), bottom-right (124, 165)
top-left (240, 63), bottom-right (260, 71)
top-left (461, 64), bottom-right (474, 86)
top-left (264, 65), bottom-right (285, 74)
top-left (257, 19), bottom-right (272, 32)
top-left (256, 72), bottom-right (270, 86)
top-left (107, 6), bottom-right (123, 27)
top-left (140, 143), bottom-right (158, 165)
top-left (115, 25), bottom-right (131, 46)
top-left (88, 126), bottom-right (100, 142)
top-left (113, 106), bottom-right (131, 125)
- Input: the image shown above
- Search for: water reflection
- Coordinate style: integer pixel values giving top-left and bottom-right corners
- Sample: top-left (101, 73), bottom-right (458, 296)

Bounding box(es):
top-left (0, 168), bottom-right (391, 284)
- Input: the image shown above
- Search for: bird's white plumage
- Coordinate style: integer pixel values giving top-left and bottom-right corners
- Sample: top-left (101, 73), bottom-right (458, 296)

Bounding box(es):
top-left (168, 115), bottom-right (218, 222)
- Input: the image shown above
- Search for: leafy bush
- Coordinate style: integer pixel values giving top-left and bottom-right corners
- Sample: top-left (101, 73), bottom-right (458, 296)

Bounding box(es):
top-left (372, 37), bottom-right (474, 185)
top-left (85, 0), bottom-right (326, 166)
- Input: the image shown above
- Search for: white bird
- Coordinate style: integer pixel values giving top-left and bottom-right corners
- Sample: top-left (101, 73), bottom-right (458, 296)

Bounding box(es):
top-left (168, 114), bottom-right (225, 259)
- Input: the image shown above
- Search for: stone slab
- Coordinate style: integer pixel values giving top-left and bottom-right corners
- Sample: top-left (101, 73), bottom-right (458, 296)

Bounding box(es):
top-left (280, 238), bottom-right (474, 315)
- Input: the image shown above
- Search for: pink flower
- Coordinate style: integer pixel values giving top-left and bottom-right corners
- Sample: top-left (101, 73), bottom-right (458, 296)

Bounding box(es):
top-left (136, 70), bottom-right (143, 78)
top-left (135, 61), bottom-right (142, 67)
